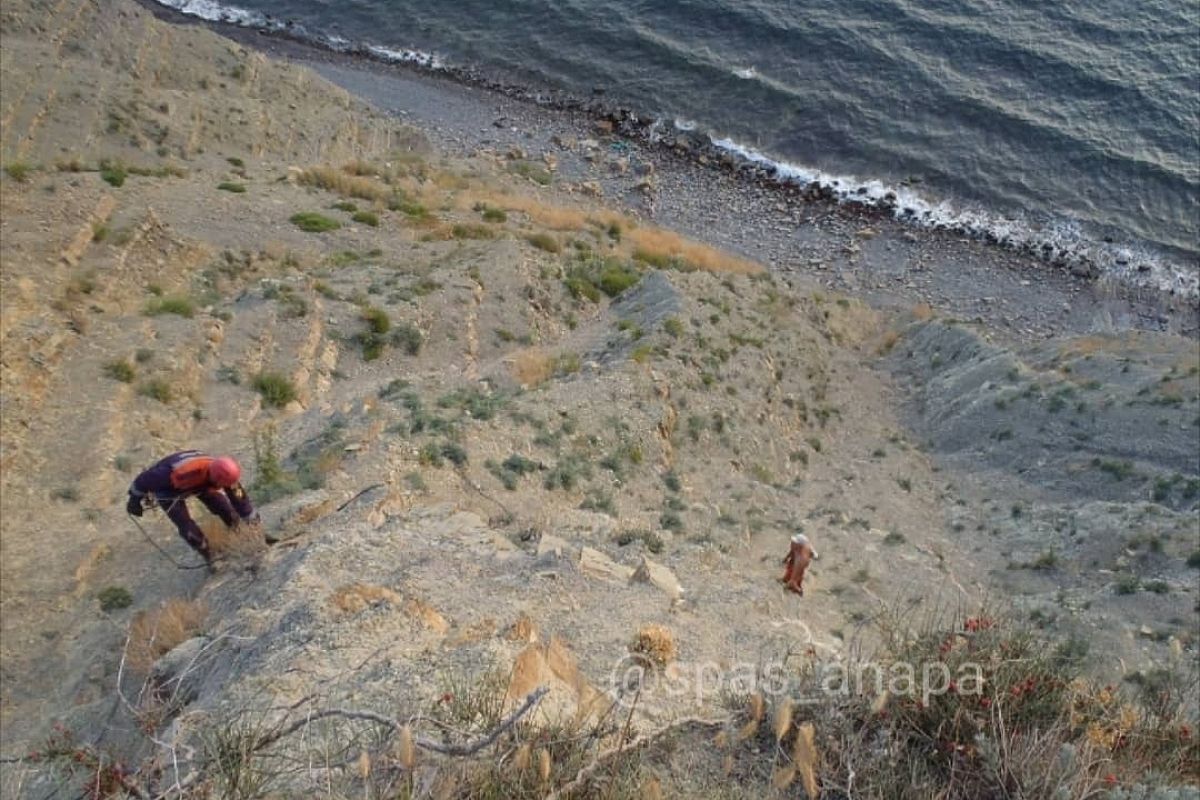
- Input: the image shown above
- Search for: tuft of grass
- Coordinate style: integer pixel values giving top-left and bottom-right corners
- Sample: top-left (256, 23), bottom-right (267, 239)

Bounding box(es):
top-left (615, 529), bottom-right (664, 554)
top-left (451, 222), bottom-right (495, 240)
top-left (252, 372), bottom-right (298, 408)
top-left (526, 232), bottom-right (561, 253)
top-left (351, 210), bottom-right (380, 227)
top-left (138, 379), bottom-right (173, 404)
top-left (392, 322), bottom-right (424, 356)
top-left (487, 454), bottom-right (539, 490)
top-left (289, 212), bottom-right (341, 233)
top-left (217, 181), bottom-right (246, 193)
top-left (98, 586), bottom-right (133, 612)
top-left (508, 160), bottom-right (553, 185)
top-left (481, 206), bottom-right (507, 222)
top-left (144, 296), bottom-right (196, 318)
top-left (297, 165), bottom-right (391, 202)
top-left (99, 160), bottom-right (126, 187)
top-left (104, 360), bottom-right (136, 383)
top-left (127, 599), bottom-right (206, 673)
top-left (4, 162), bottom-right (33, 182)
top-left (1114, 575), bottom-right (1141, 595)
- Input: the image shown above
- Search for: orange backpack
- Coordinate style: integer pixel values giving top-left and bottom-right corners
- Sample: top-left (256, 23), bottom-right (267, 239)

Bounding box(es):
top-left (169, 454), bottom-right (215, 492)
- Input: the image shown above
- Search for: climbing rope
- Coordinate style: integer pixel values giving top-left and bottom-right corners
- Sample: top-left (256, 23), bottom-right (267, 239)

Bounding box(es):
top-left (127, 495), bottom-right (210, 570)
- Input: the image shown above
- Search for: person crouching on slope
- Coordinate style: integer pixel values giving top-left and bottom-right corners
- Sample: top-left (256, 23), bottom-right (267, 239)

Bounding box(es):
top-left (126, 451), bottom-right (258, 568)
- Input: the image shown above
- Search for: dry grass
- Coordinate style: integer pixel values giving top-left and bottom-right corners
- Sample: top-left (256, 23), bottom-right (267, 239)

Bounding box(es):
top-left (330, 584), bottom-right (449, 632)
top-left (629, 624), bottom-right (676, 667)
top-left (463, 189), bottom-right (600, 231)
top-left (198, 517), bottom-right (264, 559)
top-left (127, 599), bottom-right (207, 673)
top-left (912, 301), bottom-right (935, 321)
top-left (330, 583), bottom-right (403, 615)
top-left (509, 348), bottom-right (555, 387)
top-left (624, 226), bottom-right (761, 275)
top-left (298, 165), bottom-right (391, 203)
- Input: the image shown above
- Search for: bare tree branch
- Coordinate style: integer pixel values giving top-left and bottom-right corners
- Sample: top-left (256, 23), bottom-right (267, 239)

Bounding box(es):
top-left (254, 686), bottom-right (549, 756)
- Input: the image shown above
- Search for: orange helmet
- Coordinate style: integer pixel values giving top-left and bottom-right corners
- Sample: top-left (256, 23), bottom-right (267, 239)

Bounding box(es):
top-left (208, 456), bottom-right (241, 487)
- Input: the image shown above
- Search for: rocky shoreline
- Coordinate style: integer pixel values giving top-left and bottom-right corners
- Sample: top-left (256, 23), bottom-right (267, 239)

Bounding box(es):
top-left (137, 0), bottom-right (1200, 341)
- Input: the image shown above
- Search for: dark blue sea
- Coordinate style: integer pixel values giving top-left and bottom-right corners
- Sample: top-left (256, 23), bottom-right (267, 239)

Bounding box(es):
top-left (156, 0), bottom-right (1200, 295)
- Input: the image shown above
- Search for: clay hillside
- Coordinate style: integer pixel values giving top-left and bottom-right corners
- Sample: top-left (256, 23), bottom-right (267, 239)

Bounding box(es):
top-left (1, 1), bottom-right (1197, 797)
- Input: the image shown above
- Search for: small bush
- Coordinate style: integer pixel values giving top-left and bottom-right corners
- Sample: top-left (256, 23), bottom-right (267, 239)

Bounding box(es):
top-left (217, 181), bottom-right (246, 193)
top-left (1114, 575), bottom-right (1141, 595)
top-left (98, 586), bottom-right (133, 612)
top-left (392, 322), bottom-right (424, 356)
top-left (144, 296), bottom-right (196, 318)
top-left (597, 261), bottom-right (641, 297)
top-left (252, 372), bottom-right (298, 408)
top-left (289, 212), bottom-right (341, 233)
top-left (614, 529), bottom-right (664, 554)
top-left (138, 379), bottom-right (173, 404)
top-left (127, 598), bottom-right (206, 673)
top-left (526, 232), bottom-right (560, 253)
top-left (226, 157), bottom-right (245, 168)
top-left (420, 441), bottom-right (468, 468)
top-left (99, 161), bottom-right (126, 187)
top-left (104, 360), bottom-right (136, 383)
top-left (351, 210), bottom-right (380, 227)
top-left (4, 162), bottom-right (32, 182)
top-left (481, 206), bottom-right (507, 222)
top-left (451, 222), bottom-right (494, 240)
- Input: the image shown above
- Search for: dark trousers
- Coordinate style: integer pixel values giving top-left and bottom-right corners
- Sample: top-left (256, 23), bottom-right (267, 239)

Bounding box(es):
top-left (156, 490), bottom-right (236, 555)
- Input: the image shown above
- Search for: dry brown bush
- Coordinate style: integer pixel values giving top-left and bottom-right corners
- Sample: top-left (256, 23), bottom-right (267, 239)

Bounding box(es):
top-left (509, 348), bottom-right (554, 388)
top-left (298, 165), bottom-right (391, 203)
top-left (127, 598), bottom-right (207, 673)
top-left (199, 517), bottom-right (264, 559)
top-left (624, 226), bottom-right (761, 275)
top-left (629, 624), bottom-right (676, 667)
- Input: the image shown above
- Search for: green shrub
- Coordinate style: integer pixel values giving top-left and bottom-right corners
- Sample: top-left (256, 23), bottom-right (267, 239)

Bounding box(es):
top-left (252, 372), bottom-right (298, 408)
top-left (217, 181), bottom-right (246, 193)
top-left (138, 379), bottom-right (173, 404)
top-left (663, 317), bottom-right (684, 337)
top-left (99, 160), bottom-right (126, 187)
top-left (564, 270), bottom-right (601, 302)
top-left (543, 455), bottom-right (591, 490)
top-left (597, 261), bottom-right (641, 297)
top-left (332, 201), bottom-right (358, 212)
top-left (508, 161), bottom-right (552, 185)
top-left (614, 529), bottom-right (664, 554)
top-left (226, 157), bottom-right (245, 168)
top-left (487, 454), bottom-right (539, 490)
top-left (289, 212), bottom-right (341, 233)
top-left (4, 162), bottom-right (32, 182)
top-left (97, 586), bottom-right (133, 612)
top-left (456, 222), bottom-right (497, 240)
top-left (351, 210), bottom-right (380, 227)
top-left (104, 360), bottom-right (136, 383)
top-left (144, 296), bottom-right (196, 318)
top-left (481, 206), bottom-right (507, 222)
top-left (392, 322), bottom-right (424, 356)
top-left (420, 441), bottom-right (468, 468)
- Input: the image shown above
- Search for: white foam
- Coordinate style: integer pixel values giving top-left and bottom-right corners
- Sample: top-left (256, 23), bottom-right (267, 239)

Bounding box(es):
top-left (150, 1), bottom-right (445, 72)
top-left (154, 0), bottom-right (267, 26)
top-left (733, 66), bottom-right (757, 80)
top-left (672, 118), bottom-right (698, 132)
top-left (709, 136), bottom-right (1199, 298)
